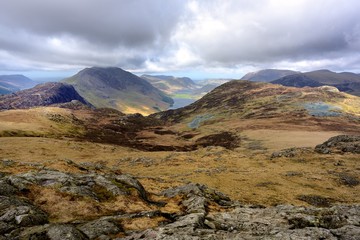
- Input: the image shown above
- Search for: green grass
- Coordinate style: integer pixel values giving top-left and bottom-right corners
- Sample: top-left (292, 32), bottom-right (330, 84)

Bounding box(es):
top-left (171, 93), bottom-right (199, 99)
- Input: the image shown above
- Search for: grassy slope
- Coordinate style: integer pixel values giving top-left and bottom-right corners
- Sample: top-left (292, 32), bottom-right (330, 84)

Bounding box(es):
top-left (0, 81), bottom-right (359, 207)
top-left (1, 136), bottom-right (359, 207)
top-left (64, 68), bottom-right (173, 115)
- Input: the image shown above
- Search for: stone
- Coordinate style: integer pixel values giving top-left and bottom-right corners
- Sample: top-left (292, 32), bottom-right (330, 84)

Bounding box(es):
top-left (0, 221), bottom-right (15, 235)
top-left (331, 225), bottom-right (360, 240)
top-left (315, 135), bottom-right (360, 154)
top-left (164, 213), bottom-right (205, 229)
top-left (0, 180), bottom-right (18, 196)
top-left (47, 224), bottom-right (88, 240)
top-left (114, 174), bottom-right (149, 202)
top-left (182, 196), bottom-right (207, 214)
top-left (0, 196), bottom-right (48, 228)
top-left (78, 218), bottom-right (122, 239)
top-left (274, 227), bottom-right (336, 239)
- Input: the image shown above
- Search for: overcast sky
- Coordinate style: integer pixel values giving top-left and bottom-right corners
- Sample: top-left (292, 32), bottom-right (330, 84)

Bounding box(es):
top-left (0, 0), bottom-right (359, 79)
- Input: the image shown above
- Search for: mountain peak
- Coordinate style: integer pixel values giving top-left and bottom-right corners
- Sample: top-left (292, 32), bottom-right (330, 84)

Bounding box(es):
top-left (241, 69), bottom-right (299, 82)
top-left (63, 67), bottom-right (173, 115)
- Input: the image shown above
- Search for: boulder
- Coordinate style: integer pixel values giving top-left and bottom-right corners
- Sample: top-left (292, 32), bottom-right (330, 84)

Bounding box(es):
top-left (78, 218), bottom-right (122, 239)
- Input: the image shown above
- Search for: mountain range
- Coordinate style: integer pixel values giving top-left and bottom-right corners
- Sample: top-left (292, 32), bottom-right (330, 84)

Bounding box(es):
top-left (271, 69), bottom-right (360, 96)
top-left (0, 74), bottom-right (37, 94)
top-left (241, 69), bottom-right (299, 82)
top-left (1, 67), bottom-right (360, 115)
top-left (0, 70), bottom-right (359, 239)
top-left (62, 67), bottom-right (174, 115)
top-left (240, 68), bottom-right (360, 97)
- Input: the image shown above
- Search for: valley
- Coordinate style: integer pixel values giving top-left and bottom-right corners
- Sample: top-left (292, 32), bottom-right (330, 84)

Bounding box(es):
top-left (0, 75), bottom-right (359, 239)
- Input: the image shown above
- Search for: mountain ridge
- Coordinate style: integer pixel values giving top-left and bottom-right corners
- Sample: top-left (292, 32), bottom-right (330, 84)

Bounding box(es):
top-left (0, 82), bottom-right (87, 110)
top-left (272, 69), bottom-right (360, 96)
top-left (0, 74), bottom-right (37, 94)
top-left (63, 67), bottom-right (174, 115)
top-left (241, 69), bottom-right (299, 82)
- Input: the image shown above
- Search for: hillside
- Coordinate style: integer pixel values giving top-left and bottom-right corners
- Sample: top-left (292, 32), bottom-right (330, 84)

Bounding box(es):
top-left (0, 74), bottom-right (37, 94)
top-left (241, 69), bottom-right (299, 82)
top-left (63, 67), bottom-right (173, 115)
top-left (0, 82), bottom-right (87, 110)
top-left (141, 74), bottom-right (197, 94)
top-left (272, 69), bottom-right (360, 96)
top-left (155, 80), bottom-right (360, 122)
top-left (0, 80), bottom-right (359, 239)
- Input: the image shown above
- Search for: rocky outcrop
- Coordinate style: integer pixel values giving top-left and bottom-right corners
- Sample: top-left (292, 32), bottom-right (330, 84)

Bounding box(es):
top-left (123, 205), bottom-right (360, 239)
top-left (1, 164), bottom-right (359, 239)
top-left (0, 82), bottom-right (88, 110)
top-left (315, 135), bottom-right (360, 154)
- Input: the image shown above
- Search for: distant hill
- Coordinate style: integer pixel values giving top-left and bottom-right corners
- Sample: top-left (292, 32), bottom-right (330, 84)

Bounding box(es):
top-left (154, 80), bottom-right (360, 134)
top-left (196, 78), bottom-right (233, 87)
top-left (63, 67), bottom-right (173, 115)
top-left (0, 83), bottom-right (19, 95)
top-left (141, 75), bottom-right (197, 94)
top-left (0, 74), bottom-right (37, 94)
top-left (272, 69), bottom-right (360, 96)
top-left (0, 82), bottom-right (87, 110)
top-left (241, 69), bottom-right (299, 82)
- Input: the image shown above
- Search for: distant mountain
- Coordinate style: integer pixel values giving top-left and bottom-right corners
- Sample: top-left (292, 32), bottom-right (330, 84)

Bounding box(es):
top-left (196, 78), bottom-right (233, 87)
top-left (241, 69), bottom-right (299, 82)
top-left (0, 82), bottom-right (19, 95)
top-left (141, 75), bottom-right (197, 94)
top-left (63, 67), bottom-right (173, 115)
top-left (272, 69), bottom-right (360, 96)
top-left (271, 74), bottom-right (323, 88)
top-left (0, 82), bottom-right (87, 110)
top-left (0, 74), bottom-right (37, 94)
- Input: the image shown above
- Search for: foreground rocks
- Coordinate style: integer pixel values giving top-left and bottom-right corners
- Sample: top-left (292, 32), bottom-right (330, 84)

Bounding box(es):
top-left (0, 167), bottom-right (359, 239)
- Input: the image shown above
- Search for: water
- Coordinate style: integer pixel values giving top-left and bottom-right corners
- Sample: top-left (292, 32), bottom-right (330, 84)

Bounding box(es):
top-left (303, 102), bottom-right (342, 117)
top-left (169, 98), bottom-right (196, 109)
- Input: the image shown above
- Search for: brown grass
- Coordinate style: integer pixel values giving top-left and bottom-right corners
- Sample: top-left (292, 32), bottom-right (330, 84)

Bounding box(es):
top-left (2, 136), bottom-right (359, 207)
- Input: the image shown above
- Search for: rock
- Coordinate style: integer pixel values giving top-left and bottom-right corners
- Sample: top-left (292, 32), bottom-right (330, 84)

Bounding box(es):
top-left (337, 172), bottom-right (360, 187)
top-left (161, 183), bottom-right (231, 206)
top-left (164, 213), bottom-right (205, 229)
top-left (0, 221), bottom-right (15, 235)
top-left (14, 224), bottom-right (49, 240)
top-left (271, 147), bottom-right (312, 158)
top-left (331, 225), bottom-right (360, 240)
top-left (78, 218), bottom-right (122, 239)
top-left (297, 194), bottom-right (333, 207)
top-left (114, 174), bottom-right (149, 202)
top-left (94, 175), bottom-right (128, 196)
top-left (274, 227), bottom-right (336, 240)
top-left (47, 224), bottom-right (88, 240)
top-left (0, 180), bottom-right (18, 196)
top-left (5, 170), bottom-right (152, 203)
top-left (0, 196), bottom-right (48, 229)
top-left (315, 135), bottom-right (360, 154)
top-left (182, 196), bottom-right (207, 214)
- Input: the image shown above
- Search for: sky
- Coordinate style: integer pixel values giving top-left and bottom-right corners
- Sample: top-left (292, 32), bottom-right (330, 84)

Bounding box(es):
top-left (0, 0), bottom-right (360, 80)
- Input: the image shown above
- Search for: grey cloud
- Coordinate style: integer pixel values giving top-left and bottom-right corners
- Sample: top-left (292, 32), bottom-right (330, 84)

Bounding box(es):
top-left (179, 0), bottom-right (360, 69)
top-left (0, 0), bottom-right (186, 48)
top-left (0, 0), bottom-right (360, 74)
top-left (0, 0), bottom-right (187, 70)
